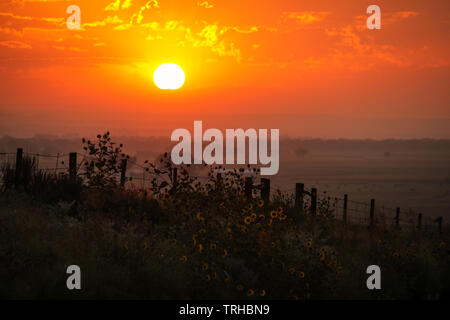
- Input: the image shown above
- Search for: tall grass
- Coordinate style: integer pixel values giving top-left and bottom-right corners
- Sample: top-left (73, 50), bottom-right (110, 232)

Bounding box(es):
top-left (0, 134), bottom-right (448, 299)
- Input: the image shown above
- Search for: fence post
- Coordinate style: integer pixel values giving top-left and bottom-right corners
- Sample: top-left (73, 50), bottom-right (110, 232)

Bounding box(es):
top-left (417, 213), bottom-right (422, 231)
top-left (216, 173), bottom-right (223, 191)
top-left (369, 199), bottom-right (375, 228)
top-left (395, 207), bottom-right (400, 229)
top-left (69, 152), bottom-right (77, 181)
top-left (244, 177), bottom-right (253, 199)
top-left (295, 183), bottom-right (304, 212)
top-left (172, 167), bottom-right (178, 192)
top-left (343, 194), bottom-right (348, 224)
top-left (120, 158), bottom-right (127, 187)
top-left (15, 148), bottom-right (23, 187)
top-left (435, 217), bottom-right (442, 233)
top-left (261, 178), bottom-right (270, 202)
top-left (55, 152), bottom-right (60, 175)
top-left (311, 188), bottom-right (317, 215)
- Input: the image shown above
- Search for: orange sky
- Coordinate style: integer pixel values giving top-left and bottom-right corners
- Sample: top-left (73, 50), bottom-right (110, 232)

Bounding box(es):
top-left (0, 0), bottom-right (449, 138)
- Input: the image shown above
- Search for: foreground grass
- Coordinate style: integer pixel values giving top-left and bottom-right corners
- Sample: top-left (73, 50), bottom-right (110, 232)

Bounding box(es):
top-left (0, 187), bottom-right (448, 300)
top-left (1, 134), bottom-right (449, 299)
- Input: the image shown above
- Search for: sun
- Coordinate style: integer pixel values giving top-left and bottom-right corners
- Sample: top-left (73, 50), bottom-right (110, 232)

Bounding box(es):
top-left (153, 63), bottom-right (185, 90)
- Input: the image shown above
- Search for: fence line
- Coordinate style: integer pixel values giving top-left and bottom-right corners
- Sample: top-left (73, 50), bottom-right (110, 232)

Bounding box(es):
top-left (1, 147), bottom-right (447, 233)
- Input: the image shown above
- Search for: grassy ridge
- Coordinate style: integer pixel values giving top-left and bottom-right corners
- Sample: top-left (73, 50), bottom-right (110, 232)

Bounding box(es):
top-left (0, 134), bottom-right (448, 299)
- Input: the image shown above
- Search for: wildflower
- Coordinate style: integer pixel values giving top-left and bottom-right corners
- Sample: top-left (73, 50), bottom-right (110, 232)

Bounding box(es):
top-left (279, 214), bottom-right (287, 221)
top-left (270, 210), bottom-right (278, 218)
top-left (289, 267), bottom-right (296, 275)
top-left (236, 284), bottom-right (244, 292)
top-left (198, 244), bottom-right (203, 253)
top-left (206, 274), bottom-right (211, 281)
top-left (123, 243), bottom-right (129, 251)
top-left (271, 242), bottom-right (276, 249)
top-left (246, 289), bottom-right (254, 296)
top-left (202, 263), bottom-right (209, 271)
top-left (222, 249), bottom-right (228, 258)
top-left (210, 243), bottom-right (216, 250)
top-left (196, 212), bottom-right (205, 222)
top-left (179, 256), bottom-right (187, 263)
top-left (244, 216), bottom-right (251, 225)
top-left (259, 214), bottom-right (265, 220)
top-left (259, 289), bottom-right (266, 297)
top-left (251, 213), bottom-right (257, 220)
top-left (258, 199), bottom-right (264, 207)
top-left (277, 206), bottom-right (283, 214)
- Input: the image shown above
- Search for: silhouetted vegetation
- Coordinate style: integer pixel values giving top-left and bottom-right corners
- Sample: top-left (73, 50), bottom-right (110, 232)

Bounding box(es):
top-left (0, 133), bottom-right (449, 299)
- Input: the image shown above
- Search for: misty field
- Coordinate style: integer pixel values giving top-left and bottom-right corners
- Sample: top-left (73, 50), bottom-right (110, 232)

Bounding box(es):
top-left (0, 134), bottom-right (449, 299)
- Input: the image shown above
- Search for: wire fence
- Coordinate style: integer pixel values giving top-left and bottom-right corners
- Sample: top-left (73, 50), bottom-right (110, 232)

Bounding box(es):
top-left (0, 149), bottom-right (447, 234)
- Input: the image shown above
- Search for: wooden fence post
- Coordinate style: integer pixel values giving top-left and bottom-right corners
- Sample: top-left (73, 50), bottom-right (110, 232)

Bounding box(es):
top-left (311, 188), bottom-right (317, 215)
top-left (120, 158), bottom-right (127, 187)
top-left (55, 152), bottom-right (60, 175)
top-left (69, 152), bottom-right (77, 181)
top-left (216, 173), bottom-right (223, 191)
top-left (343, 194), bottom-right (348, 224)
top-left (395, 207), bottom-right (400, 229)
top-left (295, 183), bottom-right (304, 212)
top-left (417, 213), bottom-right (422, 231)
top-left (173, 167), bottom-right (178, 191)
top-left (435, 217), bottom-right (442, 233)
top-left (369, 199), bottom-right (375, 228)
top-left (261, 178), bottom-right (270, 202)
top-left (244, 177), bottom-right (253, 199)
top-left (15, 148), bottom-right (23, 187)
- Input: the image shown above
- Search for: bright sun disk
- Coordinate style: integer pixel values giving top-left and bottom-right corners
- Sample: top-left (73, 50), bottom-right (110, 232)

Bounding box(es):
top-left (153, 63), bottom-right (185, 90)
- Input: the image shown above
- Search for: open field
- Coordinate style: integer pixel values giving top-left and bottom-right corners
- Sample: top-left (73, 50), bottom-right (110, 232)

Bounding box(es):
top-left (0, 134), bottom-right (449, 299)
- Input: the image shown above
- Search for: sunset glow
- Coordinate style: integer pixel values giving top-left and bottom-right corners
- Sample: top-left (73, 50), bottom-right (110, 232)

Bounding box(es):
top-left (0, 0), bottom-right (448, 138)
